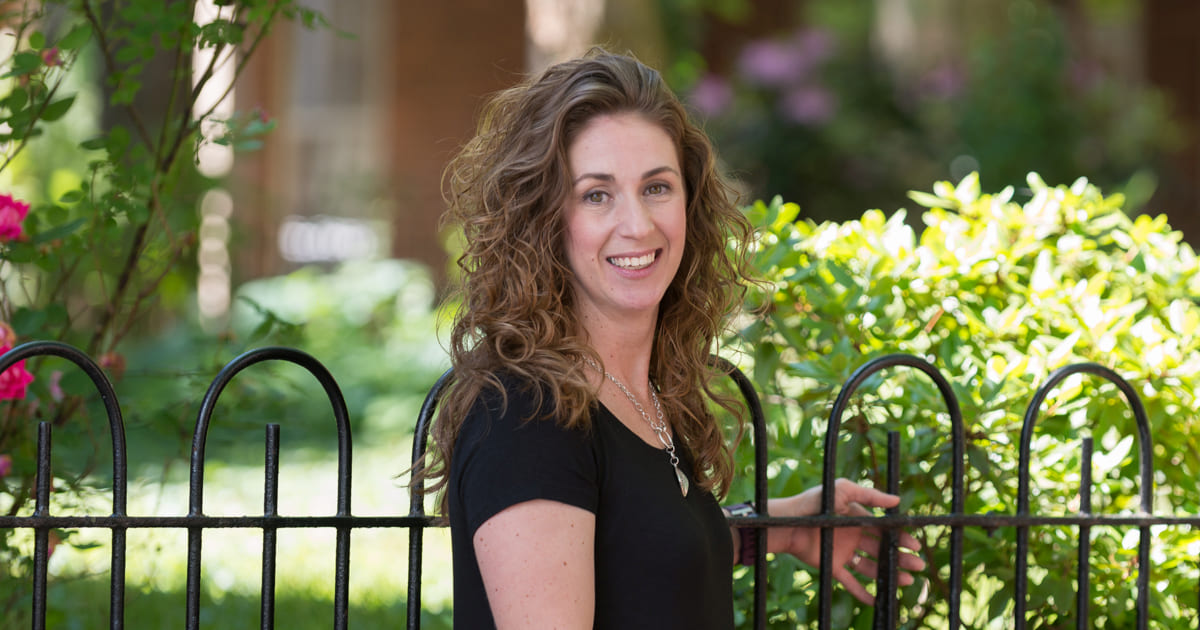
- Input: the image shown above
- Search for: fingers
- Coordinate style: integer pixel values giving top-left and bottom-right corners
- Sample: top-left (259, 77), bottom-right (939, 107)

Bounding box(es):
top-left (839, 551), bottom-right (922, 606)
top-left (834, 565), bottom-right (876, 605)
top-left (897, 549), bottom-right (926, 573)
top-left (835, 478), bottom-right (901, 510)
top-left (851, 538), bottom-right (926, 576)
top-left (897, 530), bottom-right (922, 554)
top-left (846, 549), bottom-right (921, 586)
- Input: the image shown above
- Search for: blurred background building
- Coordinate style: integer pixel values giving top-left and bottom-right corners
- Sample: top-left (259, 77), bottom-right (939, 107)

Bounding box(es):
top-left (219, 0), bottom-right (1197, 308)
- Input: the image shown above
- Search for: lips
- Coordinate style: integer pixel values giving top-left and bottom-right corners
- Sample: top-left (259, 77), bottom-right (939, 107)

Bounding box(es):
top-left (607, 250), bottom-right (658, 270)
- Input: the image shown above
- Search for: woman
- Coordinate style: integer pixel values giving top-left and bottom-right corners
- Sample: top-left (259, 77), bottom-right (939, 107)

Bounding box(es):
top-left (424, 48), bottom-right (924, 628)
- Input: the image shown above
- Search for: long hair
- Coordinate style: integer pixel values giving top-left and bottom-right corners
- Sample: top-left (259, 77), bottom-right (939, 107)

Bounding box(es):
top-left (421, 48), bottom-right (754, 512)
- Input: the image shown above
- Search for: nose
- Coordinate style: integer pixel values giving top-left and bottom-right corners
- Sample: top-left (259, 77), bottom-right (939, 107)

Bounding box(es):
top-left (615, 196), bottom-right (654, 239)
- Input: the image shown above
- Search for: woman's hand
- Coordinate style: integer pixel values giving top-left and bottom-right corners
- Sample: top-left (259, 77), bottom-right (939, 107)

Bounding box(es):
top-left (765, 478), bottom-right (926, 604)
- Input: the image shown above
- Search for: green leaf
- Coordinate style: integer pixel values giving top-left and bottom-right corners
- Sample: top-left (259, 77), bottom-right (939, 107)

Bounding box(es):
top-left (115, 45), bottom-right (141, 64)
top-left (32, 218), bottom-right (86, 244)
top-left (58, 23), bottom-right (93, 51)
top-left (106, 125), bottom-right (132, 157)
top-left (58, 190), bottom-right (85, 204)
top-left (40, 95), bottom-right (76, 122)
top-left (11, 307), bottom-right (47, 336)
top-left (907, 190), bottom-right (951, 209)
top-left (12, 50), bottom-right (41, 73)
top-left (2, 87), bottom-right (29, 111)
top-left (111, 79), bottom-right (141, 105)
top-left (44, 304), bottom-right (68, 327)
top-left (29, 31), bottom-right (45, 50)
top-left (1, 241), bottom-right (36, 262)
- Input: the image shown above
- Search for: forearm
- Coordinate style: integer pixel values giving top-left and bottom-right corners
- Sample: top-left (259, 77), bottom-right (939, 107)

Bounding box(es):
top-left (725, 498), bottom-right (814, 564)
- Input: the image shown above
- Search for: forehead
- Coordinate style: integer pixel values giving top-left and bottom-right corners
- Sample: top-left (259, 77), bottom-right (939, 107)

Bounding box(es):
top-left (567, 113), bottom-right (680, 178)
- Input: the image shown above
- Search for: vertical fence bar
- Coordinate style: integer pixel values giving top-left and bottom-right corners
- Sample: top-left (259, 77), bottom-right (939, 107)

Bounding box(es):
top-left (1137, 522), bottom-right (1150, 630)
top-left (186, 475), bottom-right (205, 629)
top-left (410, 368), bottom-right (453, 630)
top-left (873, 431), bottom-right (900, 629)
top-left (1076, 437), bottom-right (1092, 630)
top-left (714, 357), bottom-right (770, 630)
top-left (31, 423), bottom-right (51, 630)
top-left (333, 421), bottom-right (353, 630)
top-left (261, 424), bottom-right (281, 630)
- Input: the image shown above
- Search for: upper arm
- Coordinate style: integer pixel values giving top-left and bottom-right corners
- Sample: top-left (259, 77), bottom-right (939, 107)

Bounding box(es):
top-left (474, 499), bottom-right (596, 629)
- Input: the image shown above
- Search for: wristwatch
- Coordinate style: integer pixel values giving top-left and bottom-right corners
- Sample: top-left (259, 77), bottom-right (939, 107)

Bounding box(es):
top-left (726, 502), bottom-right (758, 566)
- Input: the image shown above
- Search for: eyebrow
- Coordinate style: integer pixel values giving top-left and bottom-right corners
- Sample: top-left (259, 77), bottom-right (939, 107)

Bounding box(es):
top-left (572, 165), bottom-right (681, 185)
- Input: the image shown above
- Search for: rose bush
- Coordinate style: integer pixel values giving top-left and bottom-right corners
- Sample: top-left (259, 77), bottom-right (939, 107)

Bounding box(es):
top-left (0, 2), bottom-right (330, 624)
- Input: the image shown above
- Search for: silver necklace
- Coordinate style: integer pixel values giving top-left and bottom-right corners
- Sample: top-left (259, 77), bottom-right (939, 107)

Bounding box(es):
top-left (584, 357), bottom-right (689, 496)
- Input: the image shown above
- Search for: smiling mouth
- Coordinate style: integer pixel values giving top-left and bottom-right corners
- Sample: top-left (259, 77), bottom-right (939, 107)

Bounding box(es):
top-left (607, 251), bottom-right (658, 270)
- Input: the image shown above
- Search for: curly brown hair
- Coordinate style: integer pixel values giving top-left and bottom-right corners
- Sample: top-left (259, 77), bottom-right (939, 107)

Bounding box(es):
top-left (421, 48), bottom-right (754, 512)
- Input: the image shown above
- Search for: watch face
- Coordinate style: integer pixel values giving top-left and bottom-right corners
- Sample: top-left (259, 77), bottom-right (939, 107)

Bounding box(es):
top-left (728, 503), bottom-right (756, 517)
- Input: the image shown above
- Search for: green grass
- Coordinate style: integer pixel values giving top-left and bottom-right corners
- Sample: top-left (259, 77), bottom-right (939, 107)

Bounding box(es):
top-left (8, 577), bottom-right (454, 629)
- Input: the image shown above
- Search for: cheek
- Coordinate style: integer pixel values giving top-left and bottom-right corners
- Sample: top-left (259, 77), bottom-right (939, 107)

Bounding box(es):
top-left (670, 204), bottom-right (689, 246)
top-left (562, 218), bottom-right (592, 269)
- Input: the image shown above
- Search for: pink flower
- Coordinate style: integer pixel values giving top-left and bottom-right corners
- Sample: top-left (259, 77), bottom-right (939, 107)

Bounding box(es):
top-left (0, 454), bottom-right (11, 477)
top-left (41, 47), bottom-right (61, 67)
top-left (780, 86), bottom-right (836, 125)
top-left (920, 64), bottom-right (967, 101)
top-left (689, 74), bottom-right (734, 117)
top-left (0, 194), bottom-right (30, 241)
top-left (739, 39), bottom-right (808, 86)
top-left (48, 370), bottom-right (63, 402)
top-left (0, 343), bottom-right (35, 400)
top-left (738, 29), bottom-right (836, 88)
top-left (99, 352), bottom-right (126, 381)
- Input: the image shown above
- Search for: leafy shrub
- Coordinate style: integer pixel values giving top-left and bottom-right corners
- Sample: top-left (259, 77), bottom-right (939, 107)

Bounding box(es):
top-left (729, 173), bottom-right (1200, 628)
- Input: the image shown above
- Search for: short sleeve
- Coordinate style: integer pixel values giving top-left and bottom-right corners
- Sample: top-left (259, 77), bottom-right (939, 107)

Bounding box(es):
top-left (449, 377), bottom-right (600, 537)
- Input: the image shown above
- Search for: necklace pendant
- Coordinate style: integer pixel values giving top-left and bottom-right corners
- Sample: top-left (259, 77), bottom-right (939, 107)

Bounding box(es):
top-left (674, 465), bottom-right (689, 496)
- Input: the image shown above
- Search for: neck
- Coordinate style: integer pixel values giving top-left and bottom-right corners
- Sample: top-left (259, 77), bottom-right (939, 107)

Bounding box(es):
top-left (577, 307), bottom-right (656, 386)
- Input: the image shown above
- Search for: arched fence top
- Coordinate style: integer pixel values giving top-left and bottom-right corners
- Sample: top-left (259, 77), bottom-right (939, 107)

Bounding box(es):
top-left (821, 353), bottom-right (965, 516)
top-left (1017, 362), bottom-right (1154, 515)
top-left (188, 346), bottom-right (353, 516)
top-left (0, 340), bottom-right (128, 515)
top-left (409, 367), bottom-right (455, 517)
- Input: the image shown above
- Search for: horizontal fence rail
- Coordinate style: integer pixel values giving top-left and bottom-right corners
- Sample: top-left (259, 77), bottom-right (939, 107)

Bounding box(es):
top-left (0, 341), bottom-right (1195, 629)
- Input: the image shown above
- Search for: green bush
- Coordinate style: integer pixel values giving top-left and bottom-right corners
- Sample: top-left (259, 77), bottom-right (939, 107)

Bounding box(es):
top-left (729, 173), bottom-right (1200, 628)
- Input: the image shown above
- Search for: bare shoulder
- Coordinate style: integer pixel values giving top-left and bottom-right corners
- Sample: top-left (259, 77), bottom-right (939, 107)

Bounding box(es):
top-left (475, 499), bottom-right (596, 629)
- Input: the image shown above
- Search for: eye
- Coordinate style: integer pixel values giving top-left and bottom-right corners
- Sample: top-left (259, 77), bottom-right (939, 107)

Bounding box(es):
top-left (584, 190), bottom-right (608, 204)
top-left (645, 183), bottom-right (668, 196)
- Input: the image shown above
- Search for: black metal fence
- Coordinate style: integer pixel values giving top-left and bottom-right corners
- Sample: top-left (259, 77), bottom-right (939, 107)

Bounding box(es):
top-left (0, 340), bottom-right (1194, 629)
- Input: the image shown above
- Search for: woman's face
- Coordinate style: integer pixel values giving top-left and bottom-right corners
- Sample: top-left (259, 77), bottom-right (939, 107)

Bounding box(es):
top-left (563, 112), bottom-right (687, 331)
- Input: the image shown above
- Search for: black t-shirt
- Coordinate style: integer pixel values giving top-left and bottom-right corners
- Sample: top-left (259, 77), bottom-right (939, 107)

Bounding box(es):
top-left (448, 375), bottom-right (734, 629)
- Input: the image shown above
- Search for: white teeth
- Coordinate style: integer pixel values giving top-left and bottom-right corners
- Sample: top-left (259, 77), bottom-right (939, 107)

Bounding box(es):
top-left (608, 252), bottom-right (655, 270)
